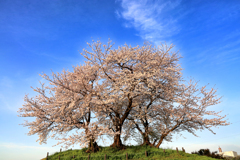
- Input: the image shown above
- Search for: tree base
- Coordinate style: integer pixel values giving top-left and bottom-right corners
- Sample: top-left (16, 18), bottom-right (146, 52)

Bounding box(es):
top-left (86, 141), bottom-right (100, 153)
top-left (110, 143), bottom-right (126, 150)
top-left (110, 134), bottom-right (126, 150)
top-left (140, 142), bottom-right (155, 148)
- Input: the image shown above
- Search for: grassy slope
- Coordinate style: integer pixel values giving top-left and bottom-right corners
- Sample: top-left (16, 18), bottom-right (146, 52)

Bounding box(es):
top-left (40, 145), bottom-right (238, 160)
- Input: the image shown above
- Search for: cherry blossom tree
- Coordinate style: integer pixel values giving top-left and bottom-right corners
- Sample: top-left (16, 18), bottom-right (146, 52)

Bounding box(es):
top-left (121, 89), bottom-right (179, 147)
top-left (18, 62), bottom-right (114, 152)
top-left (152, 79), bottom-right (230, 148)
top-left (122, 78), bottom-right (230, 148)
top-left (79, 39), bottom-right (184, 149)
top-left (18, 38), bottom-right (230, 152)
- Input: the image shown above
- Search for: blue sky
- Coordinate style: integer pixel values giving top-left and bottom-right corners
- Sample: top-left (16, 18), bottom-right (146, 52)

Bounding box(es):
top-left (1, 0), bottom-right (240, 160)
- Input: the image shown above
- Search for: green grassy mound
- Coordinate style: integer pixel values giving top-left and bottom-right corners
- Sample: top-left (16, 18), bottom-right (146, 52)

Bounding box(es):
top-left (40, 145), bottom-right (238, 160)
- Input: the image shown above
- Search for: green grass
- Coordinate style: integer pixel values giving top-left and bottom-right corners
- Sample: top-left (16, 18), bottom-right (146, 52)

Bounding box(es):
top-left (40, 145), bottom-right (239, 160)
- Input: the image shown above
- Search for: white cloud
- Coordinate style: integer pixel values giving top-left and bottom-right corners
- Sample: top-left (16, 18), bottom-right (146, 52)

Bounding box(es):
top-left (116, 0), bottom-right (184, 44)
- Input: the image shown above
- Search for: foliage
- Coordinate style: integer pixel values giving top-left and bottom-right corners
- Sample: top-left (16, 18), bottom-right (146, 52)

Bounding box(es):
top-left (18, 38), bottom-right (230, 151)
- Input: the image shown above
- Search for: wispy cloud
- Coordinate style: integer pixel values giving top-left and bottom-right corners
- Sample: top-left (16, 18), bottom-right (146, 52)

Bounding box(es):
top-left (116, 0), bottom-right (184, 43)
top-left (116, 0), bottom-right (240, 69)
top-left (181, 29), bottom-right (240, 68)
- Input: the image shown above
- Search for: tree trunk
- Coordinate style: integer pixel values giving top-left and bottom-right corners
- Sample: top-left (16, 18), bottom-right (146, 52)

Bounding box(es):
top-left (110, 127), bottom-right (125, 149)
top-left (141, 133), bottom-right (151, 145)
top-left (140, 133), bottom-right (155, 147)
top-left (86, 138), bottom-right (99, 153)
top-left (110, 133), bottom-right (125, 149)
top-left (155, 135), bottom-right (165, 149)
top-left (85, 128), bottom-right (99, 153)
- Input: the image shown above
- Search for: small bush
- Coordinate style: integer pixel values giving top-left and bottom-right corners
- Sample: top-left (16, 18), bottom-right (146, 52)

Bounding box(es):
top-left (191, 148), bottom-right (227, 159)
